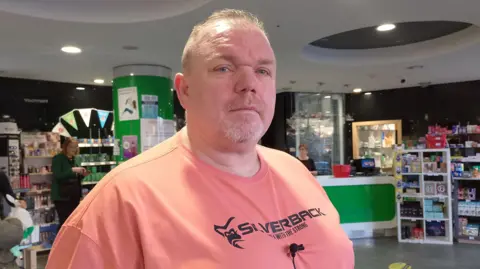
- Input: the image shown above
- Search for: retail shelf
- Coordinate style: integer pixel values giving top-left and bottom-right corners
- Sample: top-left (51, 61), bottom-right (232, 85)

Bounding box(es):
top-left (79, 143), bottom-right (114, 148)
top-left (424, 195), bottom-right (449, 199)
top-left (13, 188), bottom-right (30, 193)
top-left (25, 156), bottom-right (53, 159)
top-left (402, 149), bottom-right (449, 153)
top-left (424, 236), bottom-right (452, 245)
top-left (454, 177), bottom-right (480, 181)
top-left (399, 217), bottom-right (449, 222)
top-left (80, 161), bottom-right (116, 166)
top-left (399, 238), bottom-right (424, 244)
top-left (401, 194), bottom-right (423, 198)
top-left (402, 173), bottom-right (422, 176)
top-left (79, 143), bottom-right (102, 148)
top-left (425, 218), bottom-right (449, 222)
top-left (458, 235), bottom-right (480, 244)
top-left (397, 148), bottom-right (453, 245)
top-left (459, 158), bottom-right (480, 163)
top-left (400, 217), bottom-right (424, 221)
top-left (29, 172), bottom-right (53, 176)
top-left (459, 215), bottom-right (480, 218)
top-left (82, 181), bottom-right (99, 186)
top-left (424, 173), bottom-right (449, 176)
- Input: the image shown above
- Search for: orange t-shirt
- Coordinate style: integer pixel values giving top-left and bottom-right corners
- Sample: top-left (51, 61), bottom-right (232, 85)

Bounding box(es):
top-left (46, 132), bottom-right (354, 269)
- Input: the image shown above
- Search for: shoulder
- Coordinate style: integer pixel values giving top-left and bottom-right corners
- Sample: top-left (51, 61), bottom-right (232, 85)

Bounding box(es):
top-left (53, 153), bottom-right (66, 161)
top-left (257, 145), bottom-right (304, 168)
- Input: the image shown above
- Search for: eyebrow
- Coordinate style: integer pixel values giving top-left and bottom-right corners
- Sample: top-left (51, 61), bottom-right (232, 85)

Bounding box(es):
top-left (215, 54), bottom-right (275, 66)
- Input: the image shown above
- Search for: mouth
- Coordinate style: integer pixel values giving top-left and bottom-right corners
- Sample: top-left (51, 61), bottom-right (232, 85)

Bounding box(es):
top-left (230, 107), bottom-right (258, 113)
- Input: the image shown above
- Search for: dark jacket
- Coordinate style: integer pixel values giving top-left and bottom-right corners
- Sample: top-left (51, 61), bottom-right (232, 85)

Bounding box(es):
top-left (51, 153), bottom-right (82, 202)
top-left (0, 171), bottom-right (15, 220)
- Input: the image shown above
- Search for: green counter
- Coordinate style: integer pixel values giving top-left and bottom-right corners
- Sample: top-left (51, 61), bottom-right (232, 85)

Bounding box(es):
top-left (318, 176), bottom-right (396, 238)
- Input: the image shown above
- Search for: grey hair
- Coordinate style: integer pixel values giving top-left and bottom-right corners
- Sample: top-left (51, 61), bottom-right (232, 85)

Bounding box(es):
top-left (181, 9), bottom-right (267, 73)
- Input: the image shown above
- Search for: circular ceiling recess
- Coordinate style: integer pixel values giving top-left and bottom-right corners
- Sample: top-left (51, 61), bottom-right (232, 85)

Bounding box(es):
top-left (311, 21), bottom-right (473, 50)
top-left (0, 0), bottom-right (212, 23)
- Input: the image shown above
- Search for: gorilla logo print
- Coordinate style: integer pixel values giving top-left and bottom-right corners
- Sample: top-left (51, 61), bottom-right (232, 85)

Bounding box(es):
top-left (214, 217), bottom-right (244, 249)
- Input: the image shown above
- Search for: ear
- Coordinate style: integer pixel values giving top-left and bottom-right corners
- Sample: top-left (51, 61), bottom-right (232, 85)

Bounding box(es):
top-left (174, 73), bottom-right (189, 110)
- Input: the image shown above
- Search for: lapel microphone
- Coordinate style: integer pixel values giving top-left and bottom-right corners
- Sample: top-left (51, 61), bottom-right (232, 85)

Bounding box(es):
top-left (289, 243), bottom-right (305, 269)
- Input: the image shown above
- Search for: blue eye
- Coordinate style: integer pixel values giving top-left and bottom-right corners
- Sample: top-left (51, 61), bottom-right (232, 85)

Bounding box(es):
top-left (217, 66), bottom-right (230, 72)
top-left (257, 69), bottom-right (270, 76)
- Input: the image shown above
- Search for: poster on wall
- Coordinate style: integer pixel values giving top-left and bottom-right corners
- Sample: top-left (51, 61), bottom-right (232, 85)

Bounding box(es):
top-left (122, 135), bottom-right (138, 159)
top-left (140, 118), bottom-right (175, 152)
top-left (141, 95), bottom-right (158, 119)
top-left (118, 87), bottom-right (139, 121)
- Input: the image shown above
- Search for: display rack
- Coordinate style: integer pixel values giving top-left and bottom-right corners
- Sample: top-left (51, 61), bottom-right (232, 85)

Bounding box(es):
top-left (452, 155), bottom-right (480, 244)
top-left (18, 132), bottom-right (60, 248)
top-left (397, 149), bottom-right (453, 245)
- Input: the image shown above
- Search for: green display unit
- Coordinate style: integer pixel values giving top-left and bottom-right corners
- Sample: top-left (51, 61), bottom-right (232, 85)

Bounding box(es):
top-left (112, 65), bottom-right (174, 163)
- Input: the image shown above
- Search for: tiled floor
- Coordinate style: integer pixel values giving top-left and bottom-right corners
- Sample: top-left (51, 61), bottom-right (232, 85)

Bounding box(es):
top-left (354, 238), bottom-right (480, 269)
top-left (19, 238), bottom-right (480, 269)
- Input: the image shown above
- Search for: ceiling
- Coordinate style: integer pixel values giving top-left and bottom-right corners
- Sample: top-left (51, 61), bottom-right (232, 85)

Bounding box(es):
top-left (1, 0), bottom-right (480, 93)
top-left (310, 21), bottom-right (472, 50)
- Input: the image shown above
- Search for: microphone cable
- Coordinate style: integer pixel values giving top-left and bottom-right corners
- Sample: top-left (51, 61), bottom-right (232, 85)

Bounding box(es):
top-left (289, 243), bottom-right (305, 269)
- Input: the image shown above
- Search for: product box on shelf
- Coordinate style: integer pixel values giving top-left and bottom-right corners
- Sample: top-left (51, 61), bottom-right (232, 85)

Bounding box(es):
top-left (460, 217), bottom-right (468, 236)
top-left (468, 188), bottom-right (477, 200)
top-left (464, 224), bottom-right (479, 237)
top-left (426, 221), bottom-right (446, 236)
top-left (436, 183), bottom-right (448, 196)
top-left (425, 182), bottom-right (436, 195)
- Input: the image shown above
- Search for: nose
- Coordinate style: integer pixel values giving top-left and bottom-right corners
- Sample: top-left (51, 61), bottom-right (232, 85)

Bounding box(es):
top-left (234, 67), bottom-right (257, 94)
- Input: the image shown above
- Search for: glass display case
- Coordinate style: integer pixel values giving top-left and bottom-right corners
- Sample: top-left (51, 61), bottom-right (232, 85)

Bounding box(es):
top-left (286, 93), bottom-right (345, 175)
top-left (352, 120), bottom-right (402, 171)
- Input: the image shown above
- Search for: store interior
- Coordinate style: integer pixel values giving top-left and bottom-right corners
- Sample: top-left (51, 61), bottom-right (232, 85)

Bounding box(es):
top-left (1, 0), bottom-right (480, 268)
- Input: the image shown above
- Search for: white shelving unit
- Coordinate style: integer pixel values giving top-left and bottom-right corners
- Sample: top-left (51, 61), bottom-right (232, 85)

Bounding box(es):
top-left (397, 148), bottom-right (453, 245)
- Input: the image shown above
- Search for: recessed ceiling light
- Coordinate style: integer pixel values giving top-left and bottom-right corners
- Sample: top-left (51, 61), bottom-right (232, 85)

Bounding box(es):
top-left (376, 23), bottom-right (396, 32)
top-left (76, 87), bottom-right (85, 90)
top-left (93, 79), bottom-right (104, 84)
top-left (364, 92), bottom-right (372, 95)
top-left (170, 88), bottom-right (174, 92)
top-left (325, 111), bottom-right (331, 114)
top-left (61, 46), bottom-right (82, 54)
top-left (353, 88), bottom-right (362, 93)
top-left (324, 95), bottom-right (331, 99)
top-left (130, 73), bottom-right (134, 76)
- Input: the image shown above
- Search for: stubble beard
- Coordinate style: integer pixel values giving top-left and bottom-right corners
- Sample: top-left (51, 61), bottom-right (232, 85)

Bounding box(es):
top-left (221, 115), bottom-right (264, 144)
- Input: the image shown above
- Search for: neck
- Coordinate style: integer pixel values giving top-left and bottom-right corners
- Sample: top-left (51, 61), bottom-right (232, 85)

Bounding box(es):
top-left (299, 155), bottom-right (308, 160)
top-left (181, 127), bottom-right (260, 177)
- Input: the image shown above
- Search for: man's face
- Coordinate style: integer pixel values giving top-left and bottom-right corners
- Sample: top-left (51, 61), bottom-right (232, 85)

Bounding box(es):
top-left (176, 21), bottom-right (276, 147)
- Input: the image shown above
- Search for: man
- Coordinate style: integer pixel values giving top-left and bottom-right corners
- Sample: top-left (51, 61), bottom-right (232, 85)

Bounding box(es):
top-left (46, 9), bottom-right (354, 269)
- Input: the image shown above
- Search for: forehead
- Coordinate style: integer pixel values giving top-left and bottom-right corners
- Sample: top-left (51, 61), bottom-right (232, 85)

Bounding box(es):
top-left (198, 21), bottom-right (275, 63)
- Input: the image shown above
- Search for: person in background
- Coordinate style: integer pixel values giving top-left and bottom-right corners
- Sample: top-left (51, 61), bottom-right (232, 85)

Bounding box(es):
top-left (51, 138), bottom-right (87, 231)
top-left (0, 171), bottom-right (24, 269)
top-left (46, 9), bottom-right (353, 269)
top-left (298, 144), bottom-right (318, 176)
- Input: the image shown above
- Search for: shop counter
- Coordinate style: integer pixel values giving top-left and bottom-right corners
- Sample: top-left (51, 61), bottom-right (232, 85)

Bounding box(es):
top-left (316, 176), bottom-right (396, 239)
